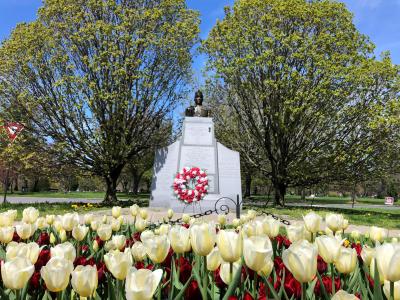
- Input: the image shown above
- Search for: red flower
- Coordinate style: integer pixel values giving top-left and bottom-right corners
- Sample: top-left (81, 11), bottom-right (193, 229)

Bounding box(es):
top-left (161, 248), bottom-right (174, 268)
top-left (228, 296), bottom-right (239, 300)
top-left (274, 256), bottom-right (286, 275)
top-left (96, 262), bottom-right (108, 283)
top-left (74, 256), bottom-right (87, 267)
top-left (275, 235), bottom-right (291, 249)
top-left (214, 267), bottom-right (227, 289)
top-left (81, 245), bottom-right (89, 254)
top-left (185, 280), bottom-right (202, 300)
top-left (30, 271), bottom-right (42, 289)
top-left (243, 292), bottom-right (254, 300)
top-left (12, 231), bottom-right (21, 243)
top-left (35, 249), bottom-right (51, 271)
top-left (37, 232), bottom-right (50, 246)
top-left (132, 232), bottom-right (141, 242)
top-left (284, 274), bottom-right (301, 299)
top-left (176, 256), bottom-right (192, 283)
top-left (134, 261), bottom-right (145, 269)
top-left (314, 275), bottom-right (341, 295)
top-left (352, 243), bottom-right (362, 257)
top-left (94, 236), bottom-right (104, 248)
top-left (317, 255), bottom-right (328, 274)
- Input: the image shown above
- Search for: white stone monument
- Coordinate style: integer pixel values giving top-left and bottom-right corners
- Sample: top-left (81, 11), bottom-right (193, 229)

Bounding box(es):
top-left (150, 116), bottom-right (242, 213)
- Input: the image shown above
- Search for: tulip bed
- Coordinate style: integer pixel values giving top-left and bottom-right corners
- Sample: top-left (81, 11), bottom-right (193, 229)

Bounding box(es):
top-left (0, 206), bottom-right (399, 300)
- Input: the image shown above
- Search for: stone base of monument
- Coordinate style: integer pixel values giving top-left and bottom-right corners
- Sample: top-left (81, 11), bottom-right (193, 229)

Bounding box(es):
top-left (150, 117), bottom-right (242, 214)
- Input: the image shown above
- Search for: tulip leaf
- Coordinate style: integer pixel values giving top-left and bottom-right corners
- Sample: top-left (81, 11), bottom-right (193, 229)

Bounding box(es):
top-left (264, 278), bottom-right (280, 300)
top-left (222, 263), bottom-right (242, 300)
top-left (347, 262), bottom-right (360, 292)
top-left (372, 259), bottom-right (384, 300)
top-left (20, 282), bottom-right (29, 300)
top-left (306, 279), bottom-right (317, 298)
top-left (316, 271), bottom-right (330, 300)
top-left (358, 274), bottom-right (369, 300)
top-left (173, 274), bottom-right (193, 300)
top-left (172, 258), bottom-right (184, 290)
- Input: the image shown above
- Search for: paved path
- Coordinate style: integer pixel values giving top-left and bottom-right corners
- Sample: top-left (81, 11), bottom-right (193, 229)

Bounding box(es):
top-left (287, 203), bottom-right (400, 210)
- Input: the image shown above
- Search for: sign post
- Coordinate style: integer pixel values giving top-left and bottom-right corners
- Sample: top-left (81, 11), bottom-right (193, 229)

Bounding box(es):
top-left (385, 197), bottom-right (394, 206)
top-left (1, 121), bottom-right (24, 204)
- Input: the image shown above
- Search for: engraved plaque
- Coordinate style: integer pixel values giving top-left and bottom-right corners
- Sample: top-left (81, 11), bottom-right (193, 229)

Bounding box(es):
top-left (179, 146), bottom-right (216, 174)
top-left (183, 122), bottom-right (213, 145)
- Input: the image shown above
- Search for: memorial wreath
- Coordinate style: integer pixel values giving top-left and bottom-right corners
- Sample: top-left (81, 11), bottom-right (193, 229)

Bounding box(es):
top-left (173, 166), bottom-right (208, 203)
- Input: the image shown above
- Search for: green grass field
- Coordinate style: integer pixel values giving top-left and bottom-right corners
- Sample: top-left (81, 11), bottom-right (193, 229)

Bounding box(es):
top-left (5, 191), bottom-right (149, 199)
top-left (249, 194), bottom-right (399, 206)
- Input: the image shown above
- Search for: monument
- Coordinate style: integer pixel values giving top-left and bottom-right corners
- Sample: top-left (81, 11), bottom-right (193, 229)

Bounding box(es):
top-left (150, 91), bottom-right (242, 213)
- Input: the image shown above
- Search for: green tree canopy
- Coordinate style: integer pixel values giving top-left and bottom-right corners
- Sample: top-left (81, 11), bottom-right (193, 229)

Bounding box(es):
top-left (0, 0), bottom-right (200, 202)
top-left (203, 0), bottom-right (400, 205)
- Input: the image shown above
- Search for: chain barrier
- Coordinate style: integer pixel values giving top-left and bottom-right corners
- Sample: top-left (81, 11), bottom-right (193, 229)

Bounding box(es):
top-left (148, 196), bottom-right (290, 229)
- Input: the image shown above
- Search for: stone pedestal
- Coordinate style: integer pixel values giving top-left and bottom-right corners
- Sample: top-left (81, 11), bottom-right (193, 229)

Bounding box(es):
top-left (150, 117), bottom-right (242, 213)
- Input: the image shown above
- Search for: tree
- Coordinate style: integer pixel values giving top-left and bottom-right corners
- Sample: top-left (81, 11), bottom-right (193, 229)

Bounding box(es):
top-left (0, 0), bottom-right (199, 203)
top-left (204, 79), bottom-right (270, 199)
top-left (203, 0), bottom-right (400, 205)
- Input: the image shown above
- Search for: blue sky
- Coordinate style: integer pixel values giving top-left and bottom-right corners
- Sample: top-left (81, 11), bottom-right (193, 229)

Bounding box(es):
top-left (1, 0), bottom-right (399, 85)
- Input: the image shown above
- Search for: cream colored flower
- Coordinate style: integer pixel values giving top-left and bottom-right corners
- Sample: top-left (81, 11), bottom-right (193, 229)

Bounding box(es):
top-left (143, 235), bottom-right (170, 264)
top-left (1, 257), bottom-right (34, 290)
top-left (190, 222), bottom-right (216, 256)
top-left (72, 225), bottom-right (89, 242)
top-left (125, 268), bottom-right (163, 300)
top-left (131, 242), bottom-right (147, 262)
top-left (303, 211), bottom-right (322, 233)
top-left (22, 207), bottom-right (39, 224)
top-left (51, 242), bottom-right (76, 262)
top-left (169, 225), bottom-right (191, 254)
top-left (104, 249), bottom-right (133, 280)
top-left (71, 265), bottom-right (98, 297)
top-left (335, 247), bottom-right (357, 274)
top-left (40, 257), bottom-right (74, 292)
top-left (243, 235), bottom-right (273, 272)
top-left (282, 240), bottom-right (318, 283)
top-left (6, 242), bottom-right (40, 264)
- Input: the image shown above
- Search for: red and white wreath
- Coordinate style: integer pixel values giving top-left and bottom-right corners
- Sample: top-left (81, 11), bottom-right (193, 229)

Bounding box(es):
top-left (173, 167), bottom-right (208, 203)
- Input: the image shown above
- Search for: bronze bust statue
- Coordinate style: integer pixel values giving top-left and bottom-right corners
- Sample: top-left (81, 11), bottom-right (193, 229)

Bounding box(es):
top-left (185, 90), bottom-right (211, 117)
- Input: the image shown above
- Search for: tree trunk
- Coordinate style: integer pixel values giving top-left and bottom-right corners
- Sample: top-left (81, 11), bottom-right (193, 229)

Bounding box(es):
top-left (244, 173), bottom-right (252, 198)
top-left (104, 176), bottom-right (118, 204)
top-left (273, 182), bottom-right (286, 207)
top-left (104, 167), bottom-right (124, 204)
top-left (32, 178), bottom-right (39, 192)
top-left (131, 169), bottom-right (144, 195)
top-left (14, 176), bottom-right (18, 191)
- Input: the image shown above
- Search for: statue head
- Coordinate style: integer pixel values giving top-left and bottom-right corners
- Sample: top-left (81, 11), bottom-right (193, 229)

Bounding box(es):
top-left (194, 90), bottom-right (203, 106)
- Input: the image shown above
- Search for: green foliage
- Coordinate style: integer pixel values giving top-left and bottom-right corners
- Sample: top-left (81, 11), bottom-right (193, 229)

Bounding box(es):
top-left (203, 0), bottom-right (400, 205)
top-left (0, 0), bottom-right (199, 202)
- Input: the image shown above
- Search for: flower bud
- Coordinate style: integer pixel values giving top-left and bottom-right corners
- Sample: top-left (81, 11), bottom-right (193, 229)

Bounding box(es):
top-left (72, 225), bottom-right (89, 242)
top-left (71, 265), bottom-right (98, 297)
top-left (207, 247), bottom-right (221, 271)
top-left (125, 268), bottom-right (163, 300)
top-left (190, 222), bottom-right (216, 256)
top-left (282, 240), bottom-right (318, 283)
top-left (167, 209), bottom-right (174, 219)
top-left (217, 230), bottom-right (242, 263)
top-left (104, 249), bottom-right (132, 280)
top-left (40, 257), bottom-right (73, 292)
top-left (335, 247), bottom-right (357, 274)
top-left (131, 242), bottom-right (147, 261)
top-left (303, 212), bottom-right (322, 233)
top-left (22, 207), bottom-right (39, 224)
top-left (111, 206), bottom-right (121, 218)
top-left (97, 224), bottom-right (112, 241)
top-left (143, 235), bottom-right (170, 264)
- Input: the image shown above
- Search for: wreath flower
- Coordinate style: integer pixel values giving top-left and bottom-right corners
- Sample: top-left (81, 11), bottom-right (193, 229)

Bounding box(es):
top-left (173, 167), bottom-right (208, 203)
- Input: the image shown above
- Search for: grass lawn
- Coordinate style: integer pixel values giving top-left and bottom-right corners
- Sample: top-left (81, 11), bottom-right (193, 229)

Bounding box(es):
top-left (244, 204), bottom-right (400, 230)
top-left (249, 194), bottom-right (400, 206)
top-left (5, 191), bottom-right (150, 199)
